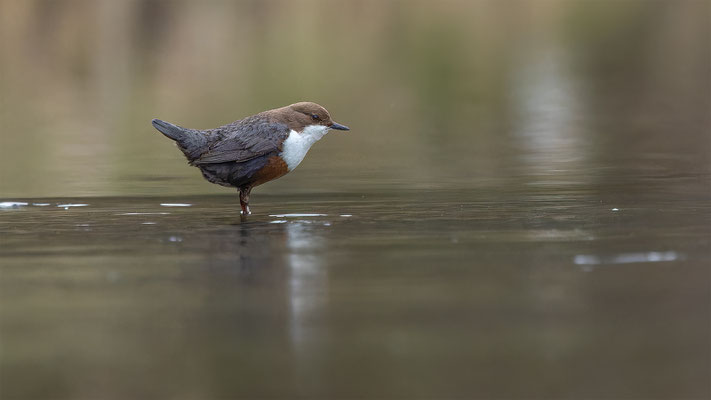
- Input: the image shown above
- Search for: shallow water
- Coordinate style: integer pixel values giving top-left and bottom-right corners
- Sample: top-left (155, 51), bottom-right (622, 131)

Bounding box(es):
top-left (2, 1), bottom-right (711, 398)
top-left (2, 178), bottom-right (710, 398)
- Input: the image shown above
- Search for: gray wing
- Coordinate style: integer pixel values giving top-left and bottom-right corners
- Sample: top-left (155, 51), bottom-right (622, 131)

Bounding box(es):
top-left (191, 117), bottom-right (290, 165)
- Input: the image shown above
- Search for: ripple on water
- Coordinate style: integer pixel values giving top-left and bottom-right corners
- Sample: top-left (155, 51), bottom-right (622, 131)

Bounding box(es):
top-left (269, 213), bottom-right (328, 218)
top-left (57, 204), bottom-right (89, 209)
top-left (0, 201), bottom-right (29, 208)
top-left (574, 251), bottom-right (683, 270)
top-left (116, 212), bottom-right (170, 215)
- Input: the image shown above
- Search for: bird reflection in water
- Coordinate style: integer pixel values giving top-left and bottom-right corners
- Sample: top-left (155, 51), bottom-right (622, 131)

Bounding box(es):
top-left (182, 217), bottom-right (330, 356)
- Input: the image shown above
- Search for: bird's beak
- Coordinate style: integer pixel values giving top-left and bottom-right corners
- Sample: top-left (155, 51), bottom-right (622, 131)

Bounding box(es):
top-left (330, 122), bottom-right (350, 131)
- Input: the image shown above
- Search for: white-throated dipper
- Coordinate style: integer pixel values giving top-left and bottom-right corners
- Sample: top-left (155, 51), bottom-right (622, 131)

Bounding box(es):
top-left (152, 102), bottom-right (349, 215)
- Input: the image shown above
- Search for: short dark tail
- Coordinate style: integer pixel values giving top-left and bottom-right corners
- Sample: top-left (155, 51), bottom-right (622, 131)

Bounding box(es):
top-left (151, 118), bottom-right (207, 161)
top-left (152, 119), bottom-right (188, 142)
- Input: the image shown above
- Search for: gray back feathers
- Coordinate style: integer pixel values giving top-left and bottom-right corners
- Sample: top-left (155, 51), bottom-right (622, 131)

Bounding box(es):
top-left (151, 115), bottom-right (290, 165)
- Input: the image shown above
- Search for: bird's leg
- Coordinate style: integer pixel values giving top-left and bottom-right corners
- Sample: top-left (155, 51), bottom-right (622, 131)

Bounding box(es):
top-left (239, 186), bottom-right (252, 215)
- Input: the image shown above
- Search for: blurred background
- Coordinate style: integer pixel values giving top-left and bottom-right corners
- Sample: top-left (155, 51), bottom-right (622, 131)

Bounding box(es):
top-left (1, 1), bottom-right (710, 399)
top-left (1, 0), bottom-right (708, 198)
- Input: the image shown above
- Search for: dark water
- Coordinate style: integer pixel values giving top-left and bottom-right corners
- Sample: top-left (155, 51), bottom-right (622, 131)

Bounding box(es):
top-left (2, 178), bottom-right (710, 398)
top-left (2, 1), bottom-right (711, 398)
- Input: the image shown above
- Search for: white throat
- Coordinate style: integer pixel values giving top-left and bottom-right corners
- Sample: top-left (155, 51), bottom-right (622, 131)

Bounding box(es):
top-left (280, 125), bottom-right (329, 171)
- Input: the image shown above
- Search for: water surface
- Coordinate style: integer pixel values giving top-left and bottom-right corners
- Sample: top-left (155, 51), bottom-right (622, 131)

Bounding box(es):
top-left (1, 1), bottom-right (710, 398)
top-left (2, 178), bottom-right (710, 398)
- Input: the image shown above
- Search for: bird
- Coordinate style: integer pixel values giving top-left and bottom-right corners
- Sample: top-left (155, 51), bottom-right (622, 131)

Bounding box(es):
top-left (151, 102), bottom-right (349, 215)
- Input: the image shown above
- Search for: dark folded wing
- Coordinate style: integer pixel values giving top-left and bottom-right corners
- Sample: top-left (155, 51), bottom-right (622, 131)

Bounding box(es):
top-left (191, 118), bottom-right (290, 165)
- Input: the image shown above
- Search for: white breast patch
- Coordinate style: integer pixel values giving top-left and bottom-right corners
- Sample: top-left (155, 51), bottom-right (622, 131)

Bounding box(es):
top-left (280, 125), bottom-right (329, 171)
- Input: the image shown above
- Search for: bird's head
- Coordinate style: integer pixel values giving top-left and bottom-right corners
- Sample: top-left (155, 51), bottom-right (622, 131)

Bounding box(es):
top-left (285, 102), bottom-right (350, 133)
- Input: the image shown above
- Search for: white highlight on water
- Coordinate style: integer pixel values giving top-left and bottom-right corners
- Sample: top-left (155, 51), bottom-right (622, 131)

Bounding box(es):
top-left (270, 213), bottom-right (328, 218)
top-left (160, 203), bottom-right (191, 207)
top-left (57, 204), bottom-right (88, 209)
top-left (0, 202), bottom-right (28, 208)
top-left (117, 212), bottom-right (170, 215)
top-left (574, 251), bottom-right (682, 266)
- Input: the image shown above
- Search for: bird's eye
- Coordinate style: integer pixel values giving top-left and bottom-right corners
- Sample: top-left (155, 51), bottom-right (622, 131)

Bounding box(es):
top-left (311, 113), bottom-right (319, 121)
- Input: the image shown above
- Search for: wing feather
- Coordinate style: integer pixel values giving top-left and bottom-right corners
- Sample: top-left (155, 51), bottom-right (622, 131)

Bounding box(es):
top-left (191, 117), bottom-right (289, 165)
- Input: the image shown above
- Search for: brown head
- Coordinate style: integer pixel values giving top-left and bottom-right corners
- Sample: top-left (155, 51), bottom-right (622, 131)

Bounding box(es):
top-left (266, 102), bottom-right (350, 132)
